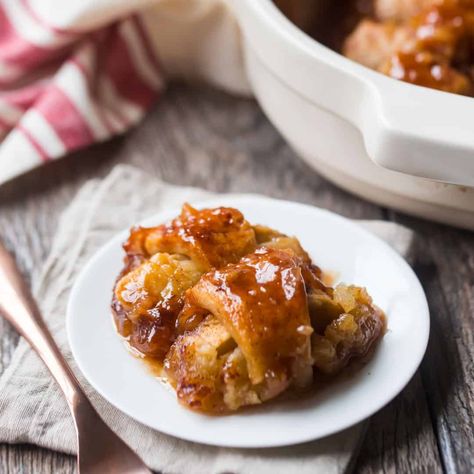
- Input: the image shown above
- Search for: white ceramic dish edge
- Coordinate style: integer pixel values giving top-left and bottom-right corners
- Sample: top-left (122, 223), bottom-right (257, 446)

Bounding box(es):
top-left (229, 0), bottom-right (474, 229)
top-left (231, 0), bottom-right (474, 186)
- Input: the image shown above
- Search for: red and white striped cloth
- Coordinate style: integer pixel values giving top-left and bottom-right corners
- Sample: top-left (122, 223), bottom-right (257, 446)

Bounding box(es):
top-left (0, 0), bottom-right (249, 186)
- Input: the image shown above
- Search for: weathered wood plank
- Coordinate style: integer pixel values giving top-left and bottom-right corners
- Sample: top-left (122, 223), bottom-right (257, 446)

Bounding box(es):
top-left (0, 84), bottom-right (450, 474)
top-left (0, 444), bottom-right (75, 474)
top-left (355, 374), bottom-right (443, 474)
top-left (394, 214), bottom-right (474, 474)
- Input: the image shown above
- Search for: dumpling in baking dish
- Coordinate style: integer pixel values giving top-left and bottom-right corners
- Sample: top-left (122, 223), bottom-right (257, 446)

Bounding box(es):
top-left (343, 0), bottom-right (474, 95)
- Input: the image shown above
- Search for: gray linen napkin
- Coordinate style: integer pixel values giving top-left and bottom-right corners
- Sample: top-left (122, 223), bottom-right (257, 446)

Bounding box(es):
top-left (0, 165), bottom-right (414, 474)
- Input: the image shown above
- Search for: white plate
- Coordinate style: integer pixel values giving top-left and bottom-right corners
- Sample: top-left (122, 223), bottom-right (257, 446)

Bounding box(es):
top-left (67, 195), bottom-right (429, 448)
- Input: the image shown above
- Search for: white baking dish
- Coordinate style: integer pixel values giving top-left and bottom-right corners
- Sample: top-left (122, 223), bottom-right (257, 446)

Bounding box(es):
top-left (230, 0), bottom-right (474, 229)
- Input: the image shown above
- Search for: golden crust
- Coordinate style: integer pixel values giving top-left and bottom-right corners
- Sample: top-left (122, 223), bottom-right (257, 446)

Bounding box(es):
top-left (165, 316), bottom-right (236, 412)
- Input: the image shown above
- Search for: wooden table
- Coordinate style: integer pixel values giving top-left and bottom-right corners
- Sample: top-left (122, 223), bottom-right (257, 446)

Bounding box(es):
top-left (0, 84), bottom-right (473, 474)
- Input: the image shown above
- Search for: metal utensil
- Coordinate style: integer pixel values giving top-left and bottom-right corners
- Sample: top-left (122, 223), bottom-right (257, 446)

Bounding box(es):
top-left (0, 242), bottom-right (152, 474)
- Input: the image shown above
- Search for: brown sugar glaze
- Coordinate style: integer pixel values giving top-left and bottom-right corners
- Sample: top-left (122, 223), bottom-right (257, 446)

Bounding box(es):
top-left (380, 1), bottom-right (474, 93)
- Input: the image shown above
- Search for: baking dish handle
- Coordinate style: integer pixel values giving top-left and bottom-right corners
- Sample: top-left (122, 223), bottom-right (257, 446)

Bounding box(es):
top-left (362, 79), bottom-right (474, 186)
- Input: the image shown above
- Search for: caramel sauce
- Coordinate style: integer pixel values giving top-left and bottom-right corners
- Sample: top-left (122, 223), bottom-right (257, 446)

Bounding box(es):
top-left (143, 204), bottom-right (257, 271)
top-left (385, 51), bottom-right (462, 89)
top-left (384, 1), bottom-right (474, 93)
top-left (121, 226), bottom-right (155, 273)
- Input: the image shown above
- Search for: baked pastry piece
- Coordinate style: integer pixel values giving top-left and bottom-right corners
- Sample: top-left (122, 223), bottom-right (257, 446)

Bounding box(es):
top-left (343, 0), bottom-right (474, 95)
top-left (112, 204), bottom-right (386, 413)
top-left (309, 285), bottom-right (386, 375)
top-left (112, 204), bottom-right (257, 359)
top-left (165, 250), bottom-right (385, 413)
top-left (166, 247), bottom-right (314, 412)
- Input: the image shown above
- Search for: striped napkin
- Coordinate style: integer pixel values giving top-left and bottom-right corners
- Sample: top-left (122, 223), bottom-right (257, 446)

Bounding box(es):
top-left (0, 0), bottom-right (248, 186)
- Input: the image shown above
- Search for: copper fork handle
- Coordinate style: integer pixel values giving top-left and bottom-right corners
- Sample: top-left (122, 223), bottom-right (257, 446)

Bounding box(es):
top-left (0, 242), bottom-right (152, 474)
top-left (0, 242), bottom-right (89, 410)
